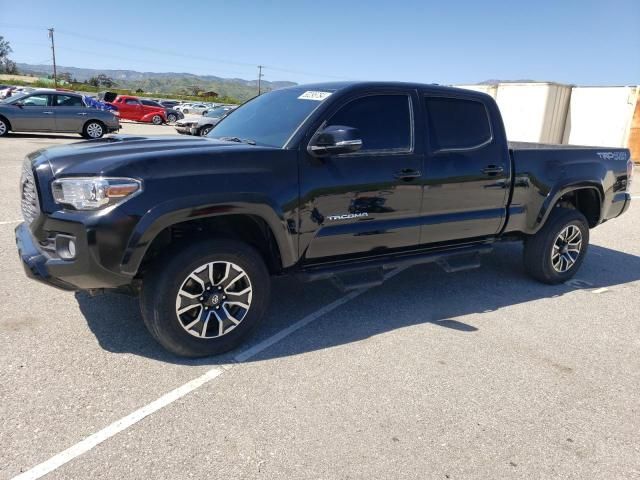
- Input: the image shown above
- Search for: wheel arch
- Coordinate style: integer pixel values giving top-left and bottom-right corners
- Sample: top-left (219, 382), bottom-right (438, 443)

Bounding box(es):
top-left (533, 183), bottom-right (603, 233)
top-left (120, 197), bottom-right (296, 277)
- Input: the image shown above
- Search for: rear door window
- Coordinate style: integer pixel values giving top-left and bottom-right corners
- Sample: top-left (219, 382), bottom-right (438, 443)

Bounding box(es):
top-left (424, 97), bottom-right (492, 151)
top-left (327, 94), bottom-right (412, 152)
top-left (55, 95), bottom-right (84, 107)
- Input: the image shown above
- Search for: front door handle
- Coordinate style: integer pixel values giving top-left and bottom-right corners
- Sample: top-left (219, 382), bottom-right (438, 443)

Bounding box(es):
top-left (43, 111), bottom-right (54, 115)
top-left (394, 168), bottom-right (421, 180)
top-left (481, 165), bottom-right (504, 175)
top-left (77, 112), bottom-right (88, 116)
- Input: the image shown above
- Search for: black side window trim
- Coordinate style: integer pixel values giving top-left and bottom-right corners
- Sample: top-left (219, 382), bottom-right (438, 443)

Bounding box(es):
top-left (315, 92), bottom-right (415, 157)
top-left (423, 94), bottom-right (494, 154)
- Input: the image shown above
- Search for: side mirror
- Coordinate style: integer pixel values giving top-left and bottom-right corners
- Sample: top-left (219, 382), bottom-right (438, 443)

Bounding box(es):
top-left (308, 125), bottom-right (362, 157)
top-left (13, 101), bottom-right (24, 108)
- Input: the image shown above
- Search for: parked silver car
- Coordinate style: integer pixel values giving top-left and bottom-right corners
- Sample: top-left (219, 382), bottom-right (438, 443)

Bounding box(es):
top-left (174, 105), bottom-right (237, 136)
top-left (0, 90), bottom-right (120, 138)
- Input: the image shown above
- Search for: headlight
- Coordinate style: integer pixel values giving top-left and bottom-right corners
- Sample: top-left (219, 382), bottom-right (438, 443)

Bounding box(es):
top-left (52, 177), bottom-right (142, 210)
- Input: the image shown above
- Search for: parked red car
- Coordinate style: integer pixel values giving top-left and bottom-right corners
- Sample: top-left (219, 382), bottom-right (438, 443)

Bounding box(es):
top-left (108, 95), bottom-right (167, 124)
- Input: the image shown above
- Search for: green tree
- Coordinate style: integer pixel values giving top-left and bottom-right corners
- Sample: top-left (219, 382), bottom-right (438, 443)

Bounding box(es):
top-left (0, 36), bottom-right (18, 74)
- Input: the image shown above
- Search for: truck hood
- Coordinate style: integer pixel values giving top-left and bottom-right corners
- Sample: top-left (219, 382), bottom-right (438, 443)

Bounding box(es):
top-left (40, 134), bottom-right (274, 177)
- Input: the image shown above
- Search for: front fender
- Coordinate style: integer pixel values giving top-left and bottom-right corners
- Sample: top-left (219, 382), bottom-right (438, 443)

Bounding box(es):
top-left (140, 111), bottom-right (165, 123)
top-left (120, 193), bottom-right (296, 275)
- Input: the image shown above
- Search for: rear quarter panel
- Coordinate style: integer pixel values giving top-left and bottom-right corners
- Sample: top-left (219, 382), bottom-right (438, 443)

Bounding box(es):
top-left (505, 144), bottom-right (630, 233)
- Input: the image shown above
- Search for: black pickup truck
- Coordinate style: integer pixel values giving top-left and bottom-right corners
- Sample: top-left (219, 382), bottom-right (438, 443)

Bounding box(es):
top-left (16, 82), bottom-right (633, 357)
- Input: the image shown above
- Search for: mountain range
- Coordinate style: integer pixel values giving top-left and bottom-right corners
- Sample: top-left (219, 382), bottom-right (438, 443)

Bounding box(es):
top-left (15, 63), bottom-right (297, 101)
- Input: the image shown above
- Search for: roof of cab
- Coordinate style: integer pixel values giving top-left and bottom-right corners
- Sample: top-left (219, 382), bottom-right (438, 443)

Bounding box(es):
top-left (278, 81), bottom-right (494, 100)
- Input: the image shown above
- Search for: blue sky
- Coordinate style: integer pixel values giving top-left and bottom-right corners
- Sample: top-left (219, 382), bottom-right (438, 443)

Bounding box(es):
top-left (1, 0), bottom-right (638, 85)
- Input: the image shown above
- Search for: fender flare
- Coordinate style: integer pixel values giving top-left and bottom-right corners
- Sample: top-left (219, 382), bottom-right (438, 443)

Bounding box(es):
top-left (119, 193), bottom-right (296, 275)
top-left (140, 111), bottom-right (166, 123)
top-left (531, 182), bottom-right (604, 233)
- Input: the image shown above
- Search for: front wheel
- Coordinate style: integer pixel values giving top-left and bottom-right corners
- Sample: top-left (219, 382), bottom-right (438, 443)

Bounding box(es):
top-left (523, 207), bottom-right (590, 284)
top-left (0, 117), bottom-right (9, 137)
top-left (167, 113), bottom-right (178, 123)
top-left (140, 239), bottom-right (271, 357)
top-left (200, 125), bottom-right (213, 136)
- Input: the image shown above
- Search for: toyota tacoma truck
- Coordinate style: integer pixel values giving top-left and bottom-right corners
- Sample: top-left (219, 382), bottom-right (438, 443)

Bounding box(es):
top-left (16, 82), bottom-right (633, 357)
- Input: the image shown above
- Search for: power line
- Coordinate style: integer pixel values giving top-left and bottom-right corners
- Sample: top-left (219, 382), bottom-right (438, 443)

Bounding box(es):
top-left (0, 22), bottom-right (349, 81)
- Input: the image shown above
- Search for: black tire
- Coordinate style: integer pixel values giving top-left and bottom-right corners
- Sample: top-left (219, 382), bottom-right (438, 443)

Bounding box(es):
top-left (0, 116), bottom-right (9, 137)
top-left (182, 109), bottom-right (189, 114)
top-left (523, 207), bottom-right (590, 284)
top-left (82, 120), bottom-right (105, 139)
top-left (151, 115), bottom-right (163, 125)
top-left (200, 125), bottom-right (213, 136)
top-left (167, 113), bottom-right (177, 123)
top-left (140, 239), bottom-right (271, 357)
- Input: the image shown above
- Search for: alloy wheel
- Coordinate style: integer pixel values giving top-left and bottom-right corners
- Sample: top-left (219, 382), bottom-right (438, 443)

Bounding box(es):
top-left (86, 122), bottom-right (103, 138)
top-left (551, 224), bottom-right (582, 273)
top-left (175, 261), bottom-right (253, 339)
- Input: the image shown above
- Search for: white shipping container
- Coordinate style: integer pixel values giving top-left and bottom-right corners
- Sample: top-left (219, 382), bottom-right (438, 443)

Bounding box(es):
top-left (562, 86), bottom-right (639, 148)
top-left (495, 82), bottom-right (572, 143)
top-left (454, 84), bottom-right (498, 99)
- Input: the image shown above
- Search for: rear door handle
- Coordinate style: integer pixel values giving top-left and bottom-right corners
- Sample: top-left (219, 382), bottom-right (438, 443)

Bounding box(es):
top-left (77, 112), bottom-right (88, 116)
top-left (394, 168), bottom-right (421, 180)
top-left (43, 111), bottom-right (54, 115)
top-left (482, 165), bottom-right (504, 175)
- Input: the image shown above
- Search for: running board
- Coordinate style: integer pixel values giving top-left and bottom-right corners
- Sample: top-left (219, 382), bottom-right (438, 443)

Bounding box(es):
top-left (298, 244), bottom-right (493, 289)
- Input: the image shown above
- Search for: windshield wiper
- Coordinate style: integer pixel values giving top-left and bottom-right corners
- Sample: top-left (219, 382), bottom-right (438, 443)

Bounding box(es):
top-left (219, 136), bottom-right (256, 145)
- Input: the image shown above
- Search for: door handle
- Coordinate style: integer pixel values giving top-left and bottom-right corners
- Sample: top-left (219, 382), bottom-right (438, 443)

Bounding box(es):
top-left (77, 112), bottom-right (88, 116)
top-left (481, 165), bottom-right (504, 175)
top-left (394, 168), bottom-right (421, 180)
top-left (43, 111), bottom-right (54, 115)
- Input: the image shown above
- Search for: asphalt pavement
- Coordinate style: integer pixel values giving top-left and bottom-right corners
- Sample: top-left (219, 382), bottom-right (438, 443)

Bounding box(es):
top-left (1, 123), bottom-right (639, 479)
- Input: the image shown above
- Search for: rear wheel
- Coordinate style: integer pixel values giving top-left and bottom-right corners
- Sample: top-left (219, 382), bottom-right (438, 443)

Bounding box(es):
top-left (200, 125), bottom-right (213, 136)
top-left (82, 120), bottom-right (105, 139)
top-left (182, 109), bottom-right (189, 114)
top-left (523, 207), bottom-right (589, 284)
top-left (167, 113), bottom-right (177, 123)
top-left (151, 115), bottom-right (163, 125)
top-left (140, 239), bottom-right (271, 357)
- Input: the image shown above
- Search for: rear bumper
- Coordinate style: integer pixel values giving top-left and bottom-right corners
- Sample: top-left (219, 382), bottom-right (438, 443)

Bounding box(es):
top-left (609, 192), bottom-right (631, 219)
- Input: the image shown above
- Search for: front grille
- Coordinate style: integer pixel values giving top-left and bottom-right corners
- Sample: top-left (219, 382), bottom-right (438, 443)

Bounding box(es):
top-left (21, 158), bottom-right (40, 224)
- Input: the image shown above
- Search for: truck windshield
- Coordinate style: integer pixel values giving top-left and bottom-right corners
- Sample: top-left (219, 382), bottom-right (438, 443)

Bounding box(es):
top-left (208, 88), bottom-right (334, 147)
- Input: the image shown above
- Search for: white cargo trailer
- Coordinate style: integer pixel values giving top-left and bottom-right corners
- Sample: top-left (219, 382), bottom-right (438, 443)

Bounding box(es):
top-left (455, 84), bottom-right (498, 99)
top-left (495, 82), bottom-right (572, 144)
top-left (563, 86), bottom-right (639, 149)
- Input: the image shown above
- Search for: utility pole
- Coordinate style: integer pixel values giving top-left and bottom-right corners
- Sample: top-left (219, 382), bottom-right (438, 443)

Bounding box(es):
top-left (48, 28), bottom-right (58, 88)
top-left (257, 65), bottom-right (264, 95)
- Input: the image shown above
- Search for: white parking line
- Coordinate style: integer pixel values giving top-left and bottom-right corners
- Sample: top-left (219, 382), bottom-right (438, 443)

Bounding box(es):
top-left (631, 195), bottom-right (640, 200)
top-left (0, 219), bottom-right (21, 225)
top-left (12, 267), bottom-right (407, 480)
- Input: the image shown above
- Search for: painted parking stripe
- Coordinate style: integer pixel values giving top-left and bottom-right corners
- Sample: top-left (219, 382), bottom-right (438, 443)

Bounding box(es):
top-left (12, 266), bottom-right (407, 480)
top-left (0, 219), bottom-right (21, 225)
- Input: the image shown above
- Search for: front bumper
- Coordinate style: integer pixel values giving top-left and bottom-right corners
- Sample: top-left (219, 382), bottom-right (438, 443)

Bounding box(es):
top-left (15, 221), bottom-right (134, 291)
top-left (174, 124), bottom-right (198, 135)
top-left (15, 222), bottom-right (76, 290)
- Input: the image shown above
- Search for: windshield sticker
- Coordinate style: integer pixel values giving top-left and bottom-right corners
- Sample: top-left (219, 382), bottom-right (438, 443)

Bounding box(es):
top-left (298, 91), bottom-right (332, 101)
